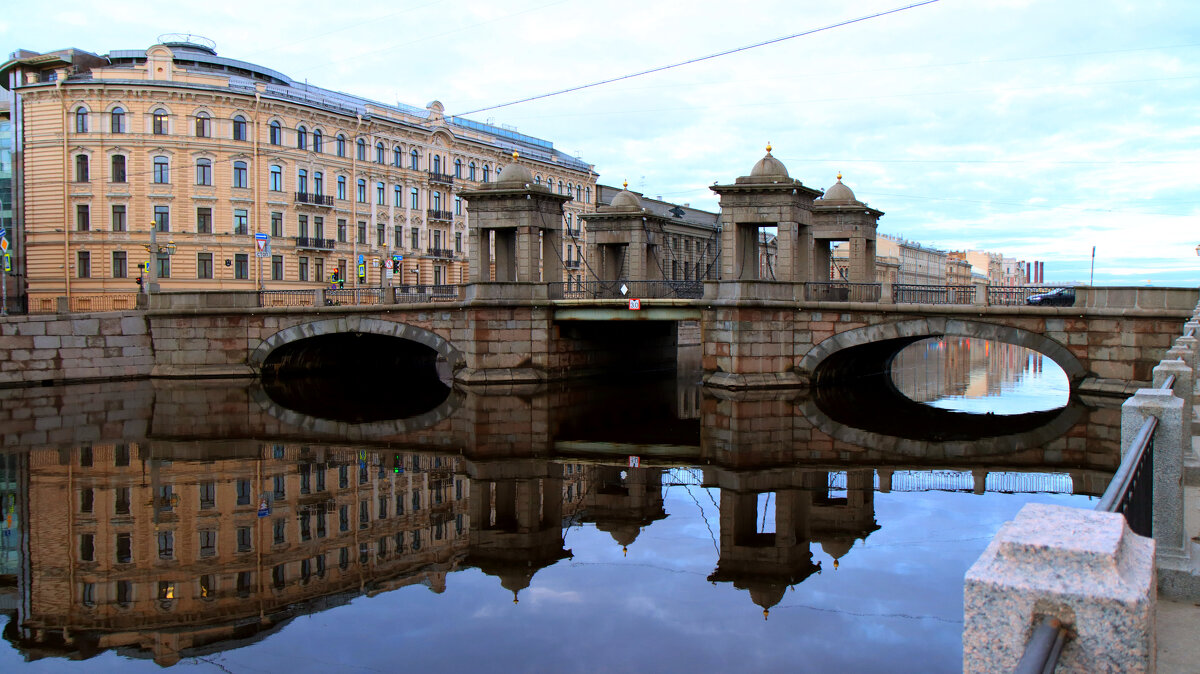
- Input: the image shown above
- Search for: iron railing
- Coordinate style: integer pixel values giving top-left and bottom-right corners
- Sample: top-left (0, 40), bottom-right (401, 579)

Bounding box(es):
top-left (894, 284), bottom-right (974, 305)
top-left (426, 247), bottom-right (454, 259)
top-left (295, 237), bottom-right (336, 251)
top-left (395, 284), bottom-right (461, 303)
top-left (260, 289), bottom-right (318, 307)
top-left (565, 227), bottom-right (582, 238)
top-left (805, 282), bottom-right (881, 303)
top-left (427, 209), bottom-right (453, 221)
top-left (555, 280), bottom-right (703, 300)
top-left (565, 259), bottom-right (582, 269)
top-left (294, 192), bottom-right (333, 206)
top-left (1015, 616), bottom-right (1070, 674)
top-left (69, 294), bottom-right (139, 313)
top-left (326, 287), bottom-right (384, 306)
top-left (427, 171), bottom-right (454, 185)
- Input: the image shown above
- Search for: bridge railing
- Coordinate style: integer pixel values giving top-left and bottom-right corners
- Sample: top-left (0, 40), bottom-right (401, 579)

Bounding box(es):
top-left (554, 280), bottom-right (704, 300)
top-left (805, 282), bottom-right (881, 303)
top-left (260, 289), bottom-right (318, 307)
top-left (1093, 373), bottom-right (1173, 536)
top-left (987, 285), bottom-right (1063, 306)
top-left (326, 287), bottom-right (384, 306)
top-left (894, 284), bottom-right (974, 305)
top-left (395, 284), bottom-right (461, 303)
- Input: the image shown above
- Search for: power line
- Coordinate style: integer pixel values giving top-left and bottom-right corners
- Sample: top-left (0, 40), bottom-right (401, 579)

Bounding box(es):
top-left (454, 0), bottom-right (941, 117)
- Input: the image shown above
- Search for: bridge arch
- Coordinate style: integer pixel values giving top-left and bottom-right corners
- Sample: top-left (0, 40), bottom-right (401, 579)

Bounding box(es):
top-left (249, 317), bottom-right (464, 372)
top-left (797, 317), bottom-right (1085, 384)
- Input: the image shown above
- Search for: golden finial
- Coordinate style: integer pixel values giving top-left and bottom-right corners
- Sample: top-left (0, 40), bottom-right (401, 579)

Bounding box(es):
top-left (763, 609), bottom-right (770, 621)
top-left (513, 591), bottom-right (520, 605)
top-left (623, 546), bottom-right (628, 557)
top-left (834, 558), bottom-right (840, 570)
top-left (622, 179), bottom-right (628, 190)
top-left (837, 172), bottom-right (843, 181)
top-left (512, 150), bottom-right (519, 160)
top-left (766, 142), bottom-right (772, 153)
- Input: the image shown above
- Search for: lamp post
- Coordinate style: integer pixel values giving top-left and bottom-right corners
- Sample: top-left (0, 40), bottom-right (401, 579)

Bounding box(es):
top-left (143, 220), bottom-right (177, 294)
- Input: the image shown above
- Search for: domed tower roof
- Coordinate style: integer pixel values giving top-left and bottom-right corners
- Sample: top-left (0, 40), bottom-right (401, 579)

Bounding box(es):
top-left (496, 151), bottom-right (534, 188)
top-left (609, 180), bottom-right (642, 210)
top-left (820, 173), bottom-right (858, 204)
top-left (749, 143), bottom-right (790, 180)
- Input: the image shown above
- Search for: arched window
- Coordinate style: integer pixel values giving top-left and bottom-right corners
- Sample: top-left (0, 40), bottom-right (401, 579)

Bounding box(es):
top-left (269, 165), bottom-right (282, 191)
top-left (454, 159), bottom-right (462, 178)
top-left (432, 156), bottom-right (441, 174)
top-left (374, 142), bottom-right (384, 164)
top-left (535, 175), bottom-right (541, 185)
top-left (482, 165), bottom-right (490, 183)
top-left (469, 162), bottom-right (476, 181)
top-left (356, 178), bottom-right (366, 203)
top-left (153, 156), bottom-right (169, 184)
top-left (298, 169), bottom-right (308, 194)
top-left (110, 107), bottom-right (125, 134)
top-left (432, 191), bottom-right (441, 211)
top-left (74, 154), bottom-right (89, 182)
top-left (152, 108), bottom-right (168, 135)
top-left (376, 182), bottom-right (385, 205)
top-left (313, 129), bottom-right (323, 153)
top-left (196, 158), bottom-right (212, 186)
top-left (567, 182), bottom-right (573, 199)
top-left (558, 180), bottom-right (564, 195)
top-left (110, 155), bottom-right (126, 183)
top-left (74, 107), bottom-right (89, 133)
top-left (337, 175), bottom-right (347, 200)
top-left (269, 120), bottom-right (282, 145)
top-left (232, 115), bottom-right (247, 141)
top-left (356, 139), bottom-right (366, 161)
top-left (233, 161), bottom-right (248, 188)
top-left (297, 125), bottom-right (307, 150)
top-left (394, 146), bottom-right (403, 167)
top-left (195, 111), bottom-right (210, 137)
top-left (585, 186), bottom-right (591, 203)
top-left (314, 172), bottom-right (324, 195)
top-left (336, 134), bottom-right (346, 157)
top-left (410, 149), bottom-right (419, 170)
top-left (577, 184), bottom-right (583, 201)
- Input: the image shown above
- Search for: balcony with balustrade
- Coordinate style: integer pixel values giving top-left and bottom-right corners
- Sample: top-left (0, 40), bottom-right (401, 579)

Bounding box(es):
top-left (426, 247), bottom-right (454, 260)
top-left (427, 209), bottom-right (453, 222)
top-left (428, 171), bottom-right (454, 186)
top-left (294, 192), bottom-right (333, 207)
top-left (295, 237), bottom-right (336, 251)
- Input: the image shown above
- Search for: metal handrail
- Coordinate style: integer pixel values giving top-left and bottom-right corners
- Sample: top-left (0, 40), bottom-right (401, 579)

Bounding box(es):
top-left (1093, 373), bottom-right (1173, 532)
top-left (1015, 616), bottom-right (1069, 674)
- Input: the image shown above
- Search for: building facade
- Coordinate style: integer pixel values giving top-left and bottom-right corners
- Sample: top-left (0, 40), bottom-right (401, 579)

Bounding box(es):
top-left (0, 38), bottom-right (597, 310)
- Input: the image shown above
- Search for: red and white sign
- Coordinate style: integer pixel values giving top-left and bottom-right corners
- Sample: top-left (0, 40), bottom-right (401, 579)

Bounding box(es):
top-left (628, 298), bottom-right (641, 310)
top-left (255, 238), bottom-right (267, 253)
top-left (628, 456), bottom-right (640, 468)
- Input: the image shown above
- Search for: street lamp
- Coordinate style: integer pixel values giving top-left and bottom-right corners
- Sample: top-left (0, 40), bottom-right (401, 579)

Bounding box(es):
top-left (142, 221), bottom-right (177, 294)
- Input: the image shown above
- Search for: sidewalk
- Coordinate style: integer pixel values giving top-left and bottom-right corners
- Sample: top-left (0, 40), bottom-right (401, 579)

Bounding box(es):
top-left (1154, 410), bottom-right (1200, 670)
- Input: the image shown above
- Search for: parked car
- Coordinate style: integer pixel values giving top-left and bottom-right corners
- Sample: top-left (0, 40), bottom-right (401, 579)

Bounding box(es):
top-left (1025, 287), bottom-right (1075, 307)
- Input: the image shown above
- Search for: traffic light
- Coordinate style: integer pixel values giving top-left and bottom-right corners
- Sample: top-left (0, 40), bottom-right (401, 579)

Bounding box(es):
top-left (135, 276), bottom-right (143, 288)
top-left (393, 453), bottom-right (403, 474)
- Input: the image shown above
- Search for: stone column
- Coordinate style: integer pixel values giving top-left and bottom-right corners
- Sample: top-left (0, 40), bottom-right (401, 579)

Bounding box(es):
top-left (543, 227), bottom-right (563, 285)
top-left (469, 228), bottom-right (486, 282)
top-left (494, 230), bottom-right (516, 282)
top-left (737, 224), bottom-right (759, 281)
top-left (963, 503), bottom-right (1154, 673)
top-left (813, 239), bottom-right (832, 283)
top-left (1122, 387), bottom-right (1186, 557)
top-left (974, 280), bottom-right (988, 306)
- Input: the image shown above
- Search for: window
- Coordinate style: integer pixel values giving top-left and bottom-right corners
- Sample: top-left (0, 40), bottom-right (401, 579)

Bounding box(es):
top-left (76, 204), bottom-right (90, 231)
top-left (567, 182), bottom-right (573, 199)
top-left (410, 188), bottom-right (419, 209)
top-left (337, 176), bottom-right (347, 200)
top-left (196, 207), bottom-right (212, 234)
top-left (376, 181), bottom-right (385, 205)
top-left (152, 108), bottom-right (168, 135)
top-left (558, 180), bottom-right (564, 195)
top-left (297, 125), bottom-right (307, 150)
top-left (337, 134), bottom-right (346, 157)
top-left (271, 255), bottom-right (283, 280)
top-left (117, 580), bottom-right (132, 606)
top-left (199, 574), bottom-right (216, 600)
top-left (394, 225), bottom-right (402, 246)
top-left (269, 120), bottom-right (282, 145)
top-left (199, 530), bottom-right (217, 558)
top-left (75, 107), bottom-right (89, 133)
top-left (376, 142), bottom-right (385, 164)
top-left (357, 221), bottom-right (366, 244)
top-left (235, 253), bottom-right (248, 279)
top-left (110, 107), bottom-right (124, 133)
top-left (577, 184), bottom-right (583, 200)
top-left (359, 500), bottom-right (369, 528)
top-left (410, 227), bottom-right (419, 250)
top-left (339, 504), bottom-right (349, 532)
top-left (269, 165), bottom-right (282, 191)
top-left (313, 129), bottom-right (323, 152)
top-left (272, 211), bottom-right (283, 237)
top-left (234, 209), bottom-right (248, 235)
top-left (233, 161), bottom-right (247, 188)
top-left (356, 138), bottom-right (366, 161)
top-left (237, 572), bottom-right (252, 597)
top-left (77, 251), bottom-right (90, 278)
top-left (80, 488), bottom-right (94, 513)
top-left (115, 488), bottom-right (130, 515)
top-left (455, 232), bottom-right (462, 252)
top-left (394, 146), bottom-right (402, 167)
top-left (454, 158), bottom-right (462, 178)
top-left (195, 111), bottom-right (210, 137)
top-left (233, 115), bottom-right (247, 141)
top-left (197, 252), bottom-right (213, 279)
top-left (356, 179), bottom-right (366, 203)
top-left (586, 186), bottom-right (591, 203)
top-left (112, 251), bottom-right (127, 278)
top-left (432, 155), bottom-right (441, 174)
top-left (299, 256), bottom-right (308, 281)
top-left (469, 162), bottom-right (476, 180)
top-left (75, 154), bottom-right (89, 182)
top-left (394, 184), bottom-right (402, 206)
top-left (535, 175), bottom-right (541, 185)
top-left (81, 582), bottom-right (95, 607)
top-left (314, 216), bottom-right (324, 239)
top-left (116, 533), bottom-right (132, 563)
top-left (455, 196), bottom-right (462, 215)
top-left (298, 169), bottom-right (308, 194)
top-left (237, 479), bottom-right (251, 505)
top-left (314, 171), bottom-right (324, 195)
top-left (432, 191), bottom-right (441, 211)
top-left (482, 165), bottom-right (490, 182)
top-left (195, 158), bottom-right (212, 185)
top-left (410, 149), bottom-right (419, 170)
top-left (158, 531), bottom-right (175, 559)
top-left (153, 156), bottom-right (169, 183)
top-left (111, 155), bottom-right (126, 182)
top-left (237, 526), bottom-right (252, 552)
top-left (337, 219), bottom-right (347, 242)
top-left (157, 255), bottom-right (171, 279)
top-left (376, 223), bottom-right (385, 246)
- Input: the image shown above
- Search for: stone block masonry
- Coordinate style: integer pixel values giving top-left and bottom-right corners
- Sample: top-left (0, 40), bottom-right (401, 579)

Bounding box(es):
top-left (0, 312), bottom-right (153, 387)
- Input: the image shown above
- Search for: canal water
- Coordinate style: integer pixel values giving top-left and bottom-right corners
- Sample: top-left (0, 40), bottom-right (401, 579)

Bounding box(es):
top-left (0, 338), bottom-right (1115, 673)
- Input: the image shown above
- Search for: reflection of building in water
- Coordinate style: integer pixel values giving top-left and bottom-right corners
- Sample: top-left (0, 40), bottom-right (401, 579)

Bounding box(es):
top-left (890, 338), bottom-right (1043, 404)
top-left (9, 444), bottom-right (469, 665)
top-left (577, 465), bottom-right (667, 554)
top-left (704, 466), bottom-right (878, 618)
top-left (1, 453), bottom-right (21, 585)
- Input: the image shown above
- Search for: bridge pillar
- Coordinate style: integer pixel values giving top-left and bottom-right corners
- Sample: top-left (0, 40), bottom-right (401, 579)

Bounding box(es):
top-left (580, 186), bottom-right (669, 283)
top-left (813, 174), bottom-right (883, 284)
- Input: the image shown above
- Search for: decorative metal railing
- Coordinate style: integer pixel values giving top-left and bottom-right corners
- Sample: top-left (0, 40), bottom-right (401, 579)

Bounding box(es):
top-left (294, 237), bottom-right (336, 251)
top-left (426, 209), bottom-right (453, 222)
top-left (894, 284), bottom-right (974, 304)
top-left (259, 290), bottom-right (318, 307)
top-left (427, 171), bottom-right (454, 185)
top-left (294, 192), bottom-right (333, 206)
top-left (805, 282), bottom-right (881, 303)
top-left (426, 248), bottom-right (454, 259)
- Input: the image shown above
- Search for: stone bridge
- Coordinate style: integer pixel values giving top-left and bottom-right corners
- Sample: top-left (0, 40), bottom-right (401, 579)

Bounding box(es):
top-left (0, 282), bottom-right (1193, 393)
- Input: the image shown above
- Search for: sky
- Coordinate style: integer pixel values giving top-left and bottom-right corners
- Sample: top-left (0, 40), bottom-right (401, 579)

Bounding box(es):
top-left (4, 0), bottom-right (1199, 286)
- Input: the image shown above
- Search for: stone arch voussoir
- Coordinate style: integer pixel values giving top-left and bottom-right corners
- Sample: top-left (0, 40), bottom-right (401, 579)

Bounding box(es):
top-left (249, 317), bottom-right (464, 371)
top-left (797, 318), bottom-right (1085, 382)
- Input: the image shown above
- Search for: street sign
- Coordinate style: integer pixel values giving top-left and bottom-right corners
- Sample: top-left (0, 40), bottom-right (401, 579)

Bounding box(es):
top-left (0, 237), bottom-right (8, 252)
top-left (2, 253), bottom-right (9, 273)
top-left (257, 499), bottom-right (270, 518)
top-left (384, 259), bottom-right (393, 271)
top-left (628, 298), bottom-right (641, 310)
top-left (628, 456), bottom-right (641, 468)
top-left (254, 233), bottom-right (270, 259)
top-left (0, 227), bottom-right (7, 239)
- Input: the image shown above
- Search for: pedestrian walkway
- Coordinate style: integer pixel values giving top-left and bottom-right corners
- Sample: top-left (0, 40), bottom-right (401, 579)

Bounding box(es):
top-left (1153, 409), bottom-right (1200, 670)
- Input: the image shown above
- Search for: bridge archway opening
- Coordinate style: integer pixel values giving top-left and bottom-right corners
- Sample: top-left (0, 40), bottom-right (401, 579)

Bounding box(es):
top-left (556, 320), bottom-right (682, 377)
top-left (260, 332), bottom-right (451, 423)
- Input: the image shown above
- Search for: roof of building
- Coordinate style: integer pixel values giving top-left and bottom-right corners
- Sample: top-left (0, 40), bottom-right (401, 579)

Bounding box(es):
top-left (818, 174), bottom-right (857, 204)
top-left (748, 145), bottom-right (790, 179)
